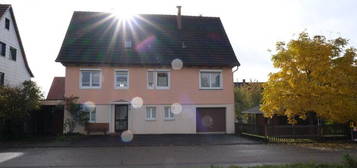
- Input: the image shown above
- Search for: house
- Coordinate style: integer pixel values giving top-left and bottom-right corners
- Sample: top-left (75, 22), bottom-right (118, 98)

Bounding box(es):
top-left (234, 79), bottom-right (264, 88)
top-left (0, 4), bottom-right (33, 87)
top-left (56, 7), bottom-right (240, 134)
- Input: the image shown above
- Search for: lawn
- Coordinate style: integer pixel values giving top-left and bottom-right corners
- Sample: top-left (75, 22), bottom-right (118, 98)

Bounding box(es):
top-left (211, 154), bottom-right (357, 168)
top-left (214, 164), bottom-right (344, 168)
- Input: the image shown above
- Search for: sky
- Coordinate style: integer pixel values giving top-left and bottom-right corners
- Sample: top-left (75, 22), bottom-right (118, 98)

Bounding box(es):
top-left (2, 0), bottom-right (357, 96)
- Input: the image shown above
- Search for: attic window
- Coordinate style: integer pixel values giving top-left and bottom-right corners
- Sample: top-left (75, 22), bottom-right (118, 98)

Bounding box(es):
top-left (5, 18), bottom-right (10, 30)
top-left (124, 40), bottom-right (132, 48)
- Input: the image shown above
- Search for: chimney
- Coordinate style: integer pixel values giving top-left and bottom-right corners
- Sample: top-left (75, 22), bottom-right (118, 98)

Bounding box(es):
top-left (176, 6), bottom-right (182, 30)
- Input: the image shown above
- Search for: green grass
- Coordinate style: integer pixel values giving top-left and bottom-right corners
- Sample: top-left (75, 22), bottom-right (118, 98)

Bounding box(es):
top-left (212, 164), bottom-right (344, 168)
top-left (210, 154), bottom-right (357, 168)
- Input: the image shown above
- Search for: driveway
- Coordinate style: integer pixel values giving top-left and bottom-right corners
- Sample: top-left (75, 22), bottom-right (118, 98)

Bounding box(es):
top-left (0, 144), bottom-right (356, 168)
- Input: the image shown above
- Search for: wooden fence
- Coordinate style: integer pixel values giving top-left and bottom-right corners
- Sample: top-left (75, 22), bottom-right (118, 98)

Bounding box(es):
top-left (236, 123), bottom-right (349, 139)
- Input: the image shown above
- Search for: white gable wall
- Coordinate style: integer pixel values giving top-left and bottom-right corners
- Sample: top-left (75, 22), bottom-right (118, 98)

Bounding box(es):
top-left (0, 8), bottom-right (31, 87)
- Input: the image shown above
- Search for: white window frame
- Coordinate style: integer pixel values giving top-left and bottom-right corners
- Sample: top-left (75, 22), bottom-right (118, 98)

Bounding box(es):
top-left (147, 69), bottom-right (170, 90)
top-left (146, 106), bottom-right (157, 121)
top-left (164, 106), bottom-right (174, 121)
top-left (114, 69), bottom-right (129, 89)
top-left (80, 69), bottom-right (102, 89)
top-left (199, 69), bottom-right (223, 90)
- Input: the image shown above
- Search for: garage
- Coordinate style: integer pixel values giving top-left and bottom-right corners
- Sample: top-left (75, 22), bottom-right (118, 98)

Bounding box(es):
top-left (196, 107), bottom-right (226, 133)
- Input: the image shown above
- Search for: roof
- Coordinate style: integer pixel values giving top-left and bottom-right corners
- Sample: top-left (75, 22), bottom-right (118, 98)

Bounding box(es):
top-left (241, 106), bottom-right (263, 114)
top-left (56, 11), bottom-right (240, 67)
top-left (0, 4), bottom-right (10, 17)
top-left (46, 77), bottom-right (65, 100)
top-left (0, 4), bottom-right (34, 77)
top-left (234, 81), bottom-right (264, 88)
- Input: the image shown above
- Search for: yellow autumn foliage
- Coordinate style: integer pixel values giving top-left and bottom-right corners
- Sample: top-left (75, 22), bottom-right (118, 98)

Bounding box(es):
top-left (261, 32), bottom-right (357, 124)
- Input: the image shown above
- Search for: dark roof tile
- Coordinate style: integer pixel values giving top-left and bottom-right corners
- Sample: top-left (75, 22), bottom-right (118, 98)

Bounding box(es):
top-left (56, 12), bottom-right (240, 67)
top-left (47, 77), bottom-right (65, 100)
top-left (0, 4), bottom-right (10, 18)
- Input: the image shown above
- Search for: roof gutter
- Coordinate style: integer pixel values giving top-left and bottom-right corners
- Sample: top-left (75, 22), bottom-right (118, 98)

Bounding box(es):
top-left (232, 65), bottom-right (239, 73)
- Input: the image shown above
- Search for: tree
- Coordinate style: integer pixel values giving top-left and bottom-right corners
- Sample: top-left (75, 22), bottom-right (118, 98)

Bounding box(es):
top-left (235, 81), bottom-right (263, 117)
top-left (0, 80), bottom-right (42, 120)
top-left (0, 80), bottom-right (43, 137)
top-left (261, 32), bottom-right (357, 124)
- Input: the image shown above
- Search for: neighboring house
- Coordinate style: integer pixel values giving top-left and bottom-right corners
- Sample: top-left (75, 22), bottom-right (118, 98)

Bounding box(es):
top-left (56, 7), bottom-right (240, 134)
top-left (0, 4), bottom-right (33, 87)
top-left (27, 77), bottom-right (65, 136)
top-left (46, 77), bottom-right (65, 101)
top-left (234, 79), bottom-right (264, 88)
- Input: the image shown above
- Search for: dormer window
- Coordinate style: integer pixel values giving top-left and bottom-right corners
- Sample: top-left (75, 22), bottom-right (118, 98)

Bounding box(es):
top-left (5, 18), bottom-right (10, 30)
top-left (124, 40), bottom-right (132, 48)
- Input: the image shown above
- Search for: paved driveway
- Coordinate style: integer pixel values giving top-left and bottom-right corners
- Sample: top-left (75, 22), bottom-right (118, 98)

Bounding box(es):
top-left (0, 144), bottom-right (356, 168)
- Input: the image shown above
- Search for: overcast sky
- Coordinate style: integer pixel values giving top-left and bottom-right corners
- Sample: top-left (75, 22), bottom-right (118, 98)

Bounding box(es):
top-left (2, 0), bottom-right (357, 96)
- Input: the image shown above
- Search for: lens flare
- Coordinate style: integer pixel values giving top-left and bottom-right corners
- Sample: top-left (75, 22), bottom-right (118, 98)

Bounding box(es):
top-left (201, 115), bottom-right (214, 127)
top-left (131, 97), bottom-right (144, 109)
top-left (171, 58), bottom-right (183, 70)
top-left (171, 103), bottom-right (183, 115)
top-left (83, 101), bottom-right (96, 112)
top-left (121, 130), bottom-right (134, 143)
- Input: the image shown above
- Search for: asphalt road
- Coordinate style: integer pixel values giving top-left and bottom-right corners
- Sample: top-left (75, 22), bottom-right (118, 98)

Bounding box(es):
top-left (0, 144), bottom-right (356, 168)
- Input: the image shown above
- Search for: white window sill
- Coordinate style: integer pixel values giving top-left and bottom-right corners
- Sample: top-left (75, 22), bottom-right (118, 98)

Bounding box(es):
top-left (80, 87), bottom-right (101, 90)
top-left (156, 87), bottom-right (170, 90)
top-left (164, 118), bottom-right (175, 121)
top-left (200, 87), bottom-right (223, 90)
top-left (115, 87), bottom-right (129, 90)
top-left (146, 119), bottom-right (156, 121)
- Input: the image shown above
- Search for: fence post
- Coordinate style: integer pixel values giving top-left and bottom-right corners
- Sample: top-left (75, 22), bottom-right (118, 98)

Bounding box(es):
top-left (264, 124), bottom-right (268, 137)
top-left (292, 124), bottom-right (295, 139)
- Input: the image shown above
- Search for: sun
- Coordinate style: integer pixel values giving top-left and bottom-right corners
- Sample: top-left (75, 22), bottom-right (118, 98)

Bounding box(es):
top-left (111, 9), bottom-right (136, 23)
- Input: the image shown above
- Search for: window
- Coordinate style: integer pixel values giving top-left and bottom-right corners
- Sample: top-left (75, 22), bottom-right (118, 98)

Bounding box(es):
top-left (0, 72), bottom-right (4, 86)
top-left (115, 70), bottom-right (129, 89)
top-left (164, 106), bottom-right (174, 120)
top-left (0, 42), bottom-right (5, 56)
top-left (10, 47), bottom-right (16, 61)
top-left (200, 70), bottom-right (223, 89)
top-left (146, 107), bottom-right (156, 120)
top-left (124, 40), bottom-right (132, 48)
top-left (147, 70), bottom-right (170, 89)
top-left (5, 18), bottom-right (10, 30)
top-left (80, 104), bottom-right (96, 123)
top-left (80, 70), bottom-right (101, 88)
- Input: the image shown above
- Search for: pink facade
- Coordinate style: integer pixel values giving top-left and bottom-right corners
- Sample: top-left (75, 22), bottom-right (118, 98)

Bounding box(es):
top-left (65, 66), bottom-right (234, 105)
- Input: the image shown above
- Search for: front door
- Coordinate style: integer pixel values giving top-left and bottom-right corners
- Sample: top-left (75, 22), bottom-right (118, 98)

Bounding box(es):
top-left (115, 105), bottom-right (128, 132)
